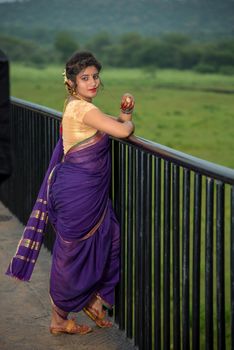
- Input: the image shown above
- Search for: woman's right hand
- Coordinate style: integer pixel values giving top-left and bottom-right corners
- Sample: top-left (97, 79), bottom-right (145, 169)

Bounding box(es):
top-left (120, 93), bottom-right (135, 121)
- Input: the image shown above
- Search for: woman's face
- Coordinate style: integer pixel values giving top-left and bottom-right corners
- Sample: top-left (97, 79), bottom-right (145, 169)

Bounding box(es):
top-left (75, 65), bottom-right (100, 101)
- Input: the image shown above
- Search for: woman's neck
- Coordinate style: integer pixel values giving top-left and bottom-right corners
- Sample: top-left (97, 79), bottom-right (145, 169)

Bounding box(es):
top-left (71, 92), bottom-right (92, 103)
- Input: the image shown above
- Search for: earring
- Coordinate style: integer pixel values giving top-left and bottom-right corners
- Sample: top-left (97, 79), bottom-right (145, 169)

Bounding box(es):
top-left (71, 86), bottom-right (76, 95)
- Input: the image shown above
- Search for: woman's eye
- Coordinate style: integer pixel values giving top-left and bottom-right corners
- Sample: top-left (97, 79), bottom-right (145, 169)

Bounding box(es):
top-left (94, 75), bottom-right (99, 80)
top-left (81, 76), bottom-right (88, 81)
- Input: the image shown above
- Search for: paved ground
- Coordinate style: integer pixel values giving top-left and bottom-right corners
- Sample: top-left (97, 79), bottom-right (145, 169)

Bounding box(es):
top-left (0, 202), bottom-right (136, 350)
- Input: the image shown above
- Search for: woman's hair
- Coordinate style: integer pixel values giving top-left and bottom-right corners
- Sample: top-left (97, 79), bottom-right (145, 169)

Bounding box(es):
top-left (64, 51), bottom-right (102, 94)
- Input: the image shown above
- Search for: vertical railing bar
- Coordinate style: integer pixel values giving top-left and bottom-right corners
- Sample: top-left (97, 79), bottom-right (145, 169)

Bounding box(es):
top-left (172, 164), bottom-right (181, 350)
top-left (18, 106), bottom-right (23, 220)
top-left (231, 186), bottom-right (234, 350)
top-left (113, 140), bottom-right (120, 325)
top-left (16, 104), bottom-right (21, 215)
top-left (182, 168), bottom-right (191, 350)
top-left (163, 160), bottom-right (171, 350)
top-left (110, 139), bottom-right (115, 205)
top-left (192, 172), bottom-right (202, 350)
top-left (216, 181), bottom-right (226, 350)
top-left (134, 148), bottom-right (140, 347)
top-left (22, 107), bottom-right (27, 222)
top-left (31, 111), bottom-right (36, 206)
top-left (43, 114), bottom-right (47, 176)
top-left (126, 145), bottom-right (134, 338)
top-left (138, 151), bottom-right (146, 350)
top-left (46, 116), bottom-right (52, 250)
top-left (154, 156), bottom-right (161, 350)
top-left (205, 178), bottom-right (214, 350)
top-left (13, 105), bottom-right (16, 212)
top-left (33, 112), bottom-right (37, 195)
top-left (119, 142), bottom-right (126, 330)
top-left (26, 110), bottom-right (30, 213)
top-left (144, 153), bottom-right (152, 350)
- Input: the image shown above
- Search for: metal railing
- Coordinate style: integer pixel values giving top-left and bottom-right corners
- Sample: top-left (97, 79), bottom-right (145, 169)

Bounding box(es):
top-left (1, 97), bottom-right (234, 350)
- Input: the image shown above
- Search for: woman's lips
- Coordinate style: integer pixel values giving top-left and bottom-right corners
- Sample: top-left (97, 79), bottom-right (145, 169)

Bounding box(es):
top-left (89, 88), bottom-right (97, 93)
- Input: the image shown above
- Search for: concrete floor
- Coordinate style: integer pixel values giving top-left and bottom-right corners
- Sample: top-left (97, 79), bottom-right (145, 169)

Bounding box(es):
top-left (0, 202), bottom-right (135, 350)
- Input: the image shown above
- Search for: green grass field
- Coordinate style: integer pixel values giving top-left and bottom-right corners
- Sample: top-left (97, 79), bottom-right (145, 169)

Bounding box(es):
top-left (10, 64), bottom-right (234, 169)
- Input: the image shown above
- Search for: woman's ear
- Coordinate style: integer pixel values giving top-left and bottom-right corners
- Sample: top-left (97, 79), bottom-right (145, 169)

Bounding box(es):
top-left (67, 79), bottom-right (75, 88)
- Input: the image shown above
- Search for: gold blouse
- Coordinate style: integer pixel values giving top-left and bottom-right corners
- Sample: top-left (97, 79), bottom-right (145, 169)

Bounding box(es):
top-left (62, 99), bottom-right (98, 154)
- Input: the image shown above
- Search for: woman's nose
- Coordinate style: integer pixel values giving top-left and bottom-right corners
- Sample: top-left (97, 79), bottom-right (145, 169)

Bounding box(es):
top-left (90, 78), bottom-right (96, 86)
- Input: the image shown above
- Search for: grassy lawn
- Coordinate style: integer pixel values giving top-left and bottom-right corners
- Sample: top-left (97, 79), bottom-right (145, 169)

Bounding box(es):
top-left (10, 64), bottom-right (234, 169)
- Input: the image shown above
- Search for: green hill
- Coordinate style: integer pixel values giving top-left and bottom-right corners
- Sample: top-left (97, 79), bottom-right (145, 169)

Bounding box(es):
top-left (0, 0), bottom-right (234, 44)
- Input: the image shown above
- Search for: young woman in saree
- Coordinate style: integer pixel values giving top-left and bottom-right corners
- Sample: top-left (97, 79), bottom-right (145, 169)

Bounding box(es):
top-left (6, 51), bottom-right (135, 335)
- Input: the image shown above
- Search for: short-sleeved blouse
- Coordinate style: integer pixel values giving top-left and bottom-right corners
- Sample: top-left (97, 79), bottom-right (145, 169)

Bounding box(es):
top-left (62, 99), bottom-right (98, 154)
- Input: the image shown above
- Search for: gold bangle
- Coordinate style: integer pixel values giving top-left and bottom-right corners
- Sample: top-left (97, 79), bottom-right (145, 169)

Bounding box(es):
top-left (121, 108), bottom-right (133, 114)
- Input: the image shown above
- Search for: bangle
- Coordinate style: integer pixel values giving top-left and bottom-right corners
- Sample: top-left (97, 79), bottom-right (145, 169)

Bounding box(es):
top-left (121, 108), bottom-right (133, 114)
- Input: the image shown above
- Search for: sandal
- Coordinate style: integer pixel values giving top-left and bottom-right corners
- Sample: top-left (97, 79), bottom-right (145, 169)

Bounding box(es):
top-left (50, 319), bottom-right (92, 335)
top-left (83, 306), bottom-right (113, 328)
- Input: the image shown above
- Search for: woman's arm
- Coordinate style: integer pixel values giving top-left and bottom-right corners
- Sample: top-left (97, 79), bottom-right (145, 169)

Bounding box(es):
top-left (83, 108), bottom-right (134, 138)
top-left (102, 93), bottom-right (135, 123)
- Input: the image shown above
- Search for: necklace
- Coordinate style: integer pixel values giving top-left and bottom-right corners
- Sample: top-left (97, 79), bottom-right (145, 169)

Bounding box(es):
top-left (71, 92), bottom-right (92, 103)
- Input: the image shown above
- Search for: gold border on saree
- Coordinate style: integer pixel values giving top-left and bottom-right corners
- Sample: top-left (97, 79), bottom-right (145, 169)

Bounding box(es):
top-left (15, 255), bottom-right (36, 264)
top-left (30, 210), bottom-right (47, 221)
top-left (37, 198), bottom-right (47, 205)
top-left (20, 238), bottom-right (40, 251)
top-left (23, 226), bottom-right (44, 234)
top-left (57, 203), bottom-right (108, 244)
top-left (66, 131), bottom-right (105, 155)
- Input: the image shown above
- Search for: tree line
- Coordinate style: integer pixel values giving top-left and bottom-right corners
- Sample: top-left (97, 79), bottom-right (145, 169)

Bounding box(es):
top-left (1, 31), bottom-right (234, 74)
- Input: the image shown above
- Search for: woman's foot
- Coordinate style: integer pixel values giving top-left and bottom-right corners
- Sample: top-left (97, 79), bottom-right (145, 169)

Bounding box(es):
top-left (50, 319), bottom-right (92, 335)
top-left (50, 307), bottom-right (92, 335)
top-left (83, 296), bottom-right (113, 328)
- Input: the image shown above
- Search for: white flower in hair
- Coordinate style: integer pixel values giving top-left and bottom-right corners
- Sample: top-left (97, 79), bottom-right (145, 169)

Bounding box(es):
top-left (62, 69), bottom-right (69, 85)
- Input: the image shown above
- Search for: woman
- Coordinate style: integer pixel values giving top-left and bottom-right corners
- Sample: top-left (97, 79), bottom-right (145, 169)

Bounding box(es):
top-left (6, 51), bottom-right (135, 335)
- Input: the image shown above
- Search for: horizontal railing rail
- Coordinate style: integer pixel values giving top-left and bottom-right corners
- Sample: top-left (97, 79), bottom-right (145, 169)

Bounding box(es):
top-left (1, 97), bottom-right (233, 350)
top-left (11, 97), bottom-right (234, 184)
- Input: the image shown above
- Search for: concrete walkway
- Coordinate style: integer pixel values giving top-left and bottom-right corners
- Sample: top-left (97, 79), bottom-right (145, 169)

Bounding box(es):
top-left (0, 202), bottom-right (135, 350)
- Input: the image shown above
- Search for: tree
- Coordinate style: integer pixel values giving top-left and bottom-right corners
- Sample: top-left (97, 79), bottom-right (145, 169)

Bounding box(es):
top-left (86, 32), bottom-right (112, 56)
top-left (54, 31), bottom-right (78, 62)
top-left (118, 33), bottom-right (143, 67)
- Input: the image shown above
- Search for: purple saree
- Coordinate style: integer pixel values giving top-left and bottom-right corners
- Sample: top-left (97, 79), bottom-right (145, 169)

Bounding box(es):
top-left (48, 132), bottom-right (120, 312)
top-left (6, 131), bottom-right (120, 312)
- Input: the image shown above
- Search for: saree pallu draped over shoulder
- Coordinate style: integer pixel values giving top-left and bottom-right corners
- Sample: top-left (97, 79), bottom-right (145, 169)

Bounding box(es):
top-left (6, 137), bottom-right (64, 281)
top-left (6, 130), bottom-right (120, 313)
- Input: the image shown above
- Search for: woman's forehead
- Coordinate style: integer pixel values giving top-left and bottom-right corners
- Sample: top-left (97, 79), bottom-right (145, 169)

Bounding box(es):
top-left (79, 66), bottom-right (99, 76)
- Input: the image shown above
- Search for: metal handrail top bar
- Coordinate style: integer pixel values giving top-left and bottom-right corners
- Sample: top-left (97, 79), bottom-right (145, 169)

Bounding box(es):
top-left (11, 97), bottom-right (62, 120)
top-left (125, 135), bottom-right (234, 185)
top-left (11, 97), bottom-right (234, 185)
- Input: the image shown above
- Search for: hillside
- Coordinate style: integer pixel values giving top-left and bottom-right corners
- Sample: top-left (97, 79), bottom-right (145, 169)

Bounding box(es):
top-left (0, 0), bottom-right (234, 44)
